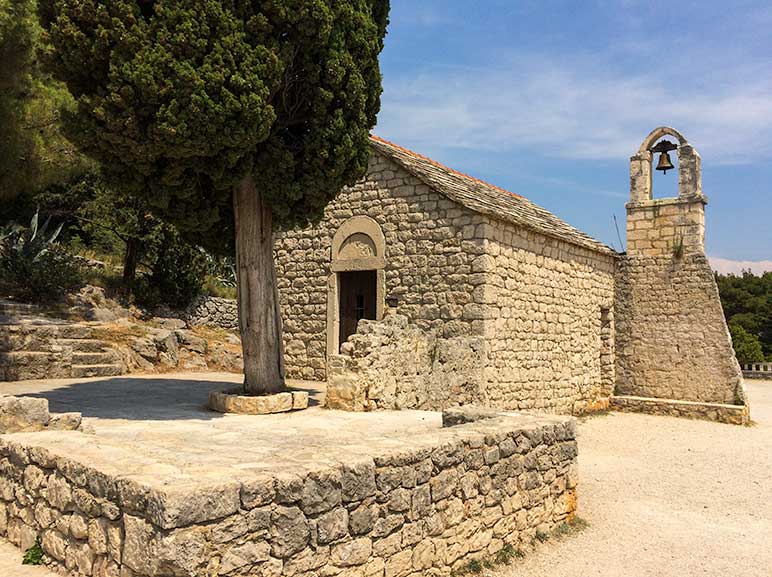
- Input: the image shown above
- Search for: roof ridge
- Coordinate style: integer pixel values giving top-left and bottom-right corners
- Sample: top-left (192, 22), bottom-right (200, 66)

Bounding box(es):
top-left (369, 135), bottom-right (524, 199)
top-left (368, 134), bottom-right (617, 256)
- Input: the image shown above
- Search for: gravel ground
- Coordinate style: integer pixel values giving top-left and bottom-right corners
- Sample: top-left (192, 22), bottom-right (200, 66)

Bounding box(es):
top-left (496, 380), bottom-right (772, 577)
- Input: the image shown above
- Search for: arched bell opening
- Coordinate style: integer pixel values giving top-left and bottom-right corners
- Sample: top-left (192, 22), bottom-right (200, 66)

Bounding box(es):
top-left (629, 126), bottom-right (702, 203)
top-left (649, 137), bottom-right (680, 199)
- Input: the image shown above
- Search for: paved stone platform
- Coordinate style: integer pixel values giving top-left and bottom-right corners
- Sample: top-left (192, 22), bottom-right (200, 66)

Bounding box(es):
top-left (0, 373), bottom-right (578, 577)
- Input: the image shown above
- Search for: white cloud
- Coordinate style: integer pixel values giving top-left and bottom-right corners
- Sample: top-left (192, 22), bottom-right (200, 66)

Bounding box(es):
top-left (377, 52), bottom-right (772, 164)
top-left (709, 257), bottom-right (772, 275)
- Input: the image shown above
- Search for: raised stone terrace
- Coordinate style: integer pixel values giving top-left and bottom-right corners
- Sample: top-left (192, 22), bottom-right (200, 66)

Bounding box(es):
top-left (0, 373), bottom-right (578, 577)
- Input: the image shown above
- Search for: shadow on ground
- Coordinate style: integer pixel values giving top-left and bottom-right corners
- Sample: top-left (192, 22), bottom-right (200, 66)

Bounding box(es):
top-left (20, 376), bottom-right (323, 421)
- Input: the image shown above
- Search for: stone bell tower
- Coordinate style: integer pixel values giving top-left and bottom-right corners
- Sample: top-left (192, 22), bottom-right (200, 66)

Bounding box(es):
top-left (626, 126), bottom-right (706, 257)
top-left (613, 127), bottom-right (748, 424)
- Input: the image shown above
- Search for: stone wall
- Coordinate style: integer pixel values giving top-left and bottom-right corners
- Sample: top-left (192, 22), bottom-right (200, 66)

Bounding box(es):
top-left (0, 414), bottom-right (578, 577)
top-left (275, 151), bottom-right (487, 381)
top-left (614, 253), bottom-right (745, 405)
top-left (325, 220), bottom-right (618, 416)
top-left (480, 218), bottom-right (617, 414)
top-left (326, 314), bottom-right (485, 411)
top-left (185, 297), bottom-right (239, 330)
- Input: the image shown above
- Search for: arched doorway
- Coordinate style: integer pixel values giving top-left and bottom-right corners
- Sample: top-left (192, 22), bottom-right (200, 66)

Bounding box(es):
top-left (327, 217), bottom-right (386, 356)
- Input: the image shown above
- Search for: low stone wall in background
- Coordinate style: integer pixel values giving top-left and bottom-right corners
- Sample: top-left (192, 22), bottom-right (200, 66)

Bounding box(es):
top-left (185, 296), bottom-right (239, 330)
top-left (0, 413), bottom-right (578, 577)
top-left (327, 314), bottom-right (486, 411)
top-left (611, 395), bottom-right (749, 425)
top-left (741, 364), bottom-right (772, 380)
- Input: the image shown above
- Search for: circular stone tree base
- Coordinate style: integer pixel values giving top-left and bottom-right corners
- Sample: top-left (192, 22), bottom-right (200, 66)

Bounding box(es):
top-left (208, 388), bottom-right (309, 415)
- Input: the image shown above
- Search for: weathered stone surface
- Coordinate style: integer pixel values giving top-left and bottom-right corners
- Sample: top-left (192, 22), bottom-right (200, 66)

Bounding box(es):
top-left (442, 406), bottom-right (500, 427)
top-left (316, 507), bottom-right (349, 544)
top-left (341, 460), bottom-right (376, 503)
top-left (301, 469), bottom-right (341, 515)
top-left (291, 391), bottom-right (309, 410)
top-left (184, 296), bottom-right (239, 330)
top-left (146, 483), bottom-right (241, 529)
top-left (219, 541), bottom-right (271, 573)
top-left (271, 506), bottom-right (310, 558)
top-left (208, 390), bottom-right (294, 415)
top-left (174, 330), bottom-right (208, 354)
top-left (0, 396), bottom-right (49, 433)
top-left (331, 537), bottom-right (372, 567)
top-left (48, 412), bottom-right (82, 431)
top-left (240, 475), bottom-right (275, 509)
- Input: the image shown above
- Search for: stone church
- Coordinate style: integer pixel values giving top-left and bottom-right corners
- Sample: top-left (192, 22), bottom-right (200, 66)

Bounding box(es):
top-left (274, 127), bottom-right (748, 424)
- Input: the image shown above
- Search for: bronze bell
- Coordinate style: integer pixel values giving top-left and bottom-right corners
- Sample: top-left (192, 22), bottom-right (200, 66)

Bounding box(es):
top-left (655, 150), bottom-right (675, 174)
top-left (650, 139), bottom-right (678, 174)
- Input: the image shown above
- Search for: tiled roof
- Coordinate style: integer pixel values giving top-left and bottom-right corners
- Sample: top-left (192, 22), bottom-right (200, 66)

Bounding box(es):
top-left (369, 135), bottom-right (617, 256)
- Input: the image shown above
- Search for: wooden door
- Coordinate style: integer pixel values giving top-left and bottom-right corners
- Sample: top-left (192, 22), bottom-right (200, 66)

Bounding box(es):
top-left (339, 270), bottom-right (377, 349)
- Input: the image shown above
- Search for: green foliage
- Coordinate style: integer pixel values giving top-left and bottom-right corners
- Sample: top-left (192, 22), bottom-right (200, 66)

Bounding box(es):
top-left (134, 224), bottom-right (209, 310)
top-left (0, 210), bottom-right (82, 302)
top-left (22, 538), bottom-right (44, 565)
top-left (716, 271), bottom-right (772, 360)
top-left (39, 0), bottom-right (390, 253)
top-left (494, 544), bottom-right (520, 566)
top-left (553, 516), bottom-right (590, 538)
top-left (729, 324), bottom-right (765, 364)
top-left (0, 0), bottom-right (91, 201)
top-left (0, 0), bottom-right (37, 199)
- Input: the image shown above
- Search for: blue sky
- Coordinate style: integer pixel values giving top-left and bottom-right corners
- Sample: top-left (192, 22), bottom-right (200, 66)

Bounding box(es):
top-left (373, 0), bottom-right (772, 273)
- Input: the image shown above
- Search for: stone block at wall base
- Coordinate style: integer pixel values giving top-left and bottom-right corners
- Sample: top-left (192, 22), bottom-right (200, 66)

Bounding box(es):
top-left (610, 395), bottom-right (749, 425)
top-left (742, 370), bottom-right (772, 380)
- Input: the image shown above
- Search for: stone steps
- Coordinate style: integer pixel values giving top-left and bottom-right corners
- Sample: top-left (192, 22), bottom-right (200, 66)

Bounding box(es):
top-left (0, 307), bottom-right (126, 381)
top-left (71, 364), bottom-right (124, 378)
top-left (55, 338), bottom-right (110, 353)
top-left (0, 300), bottom-right (41, 316)
top-left (72, 351), bottom-right (119, 365)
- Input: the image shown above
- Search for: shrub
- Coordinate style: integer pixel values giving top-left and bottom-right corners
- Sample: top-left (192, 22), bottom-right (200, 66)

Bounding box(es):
top-left (134, 224), bottom-right (209, 310)
top-left (22, 539), bottom-right (44, 565)
top-left (0, 211), bottom-right (81, 303)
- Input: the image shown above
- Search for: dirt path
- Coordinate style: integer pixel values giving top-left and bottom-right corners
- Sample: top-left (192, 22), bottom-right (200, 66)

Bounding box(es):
top-left (496, 380), bottom-right (772, 577)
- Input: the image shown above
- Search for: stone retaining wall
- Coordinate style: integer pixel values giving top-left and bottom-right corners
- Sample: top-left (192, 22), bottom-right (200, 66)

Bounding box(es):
top-left (185, 297), bottom-right (239, 330)
top-left (611, 395), bottom-right (749, 425)
top-left (0, 415), bottom-right (577, 577)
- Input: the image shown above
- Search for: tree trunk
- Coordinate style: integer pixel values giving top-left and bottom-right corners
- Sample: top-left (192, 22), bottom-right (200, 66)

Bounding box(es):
top-left (122, 237), bottom-right (139, 290)
top-left (233, 174), bottom-right (285, 395)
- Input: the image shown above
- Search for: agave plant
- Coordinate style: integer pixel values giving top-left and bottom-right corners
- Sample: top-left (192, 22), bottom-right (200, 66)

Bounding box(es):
top-left (1, 210), bottom-right (64, 262)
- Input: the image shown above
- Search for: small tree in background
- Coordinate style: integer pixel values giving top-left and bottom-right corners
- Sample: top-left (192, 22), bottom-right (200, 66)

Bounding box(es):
top-left (0, 0), bottom-right (90, 202)
top-left (729, 324), bottom-right (765, 365)
top-left (40, 0), bottom-right (390, 394)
